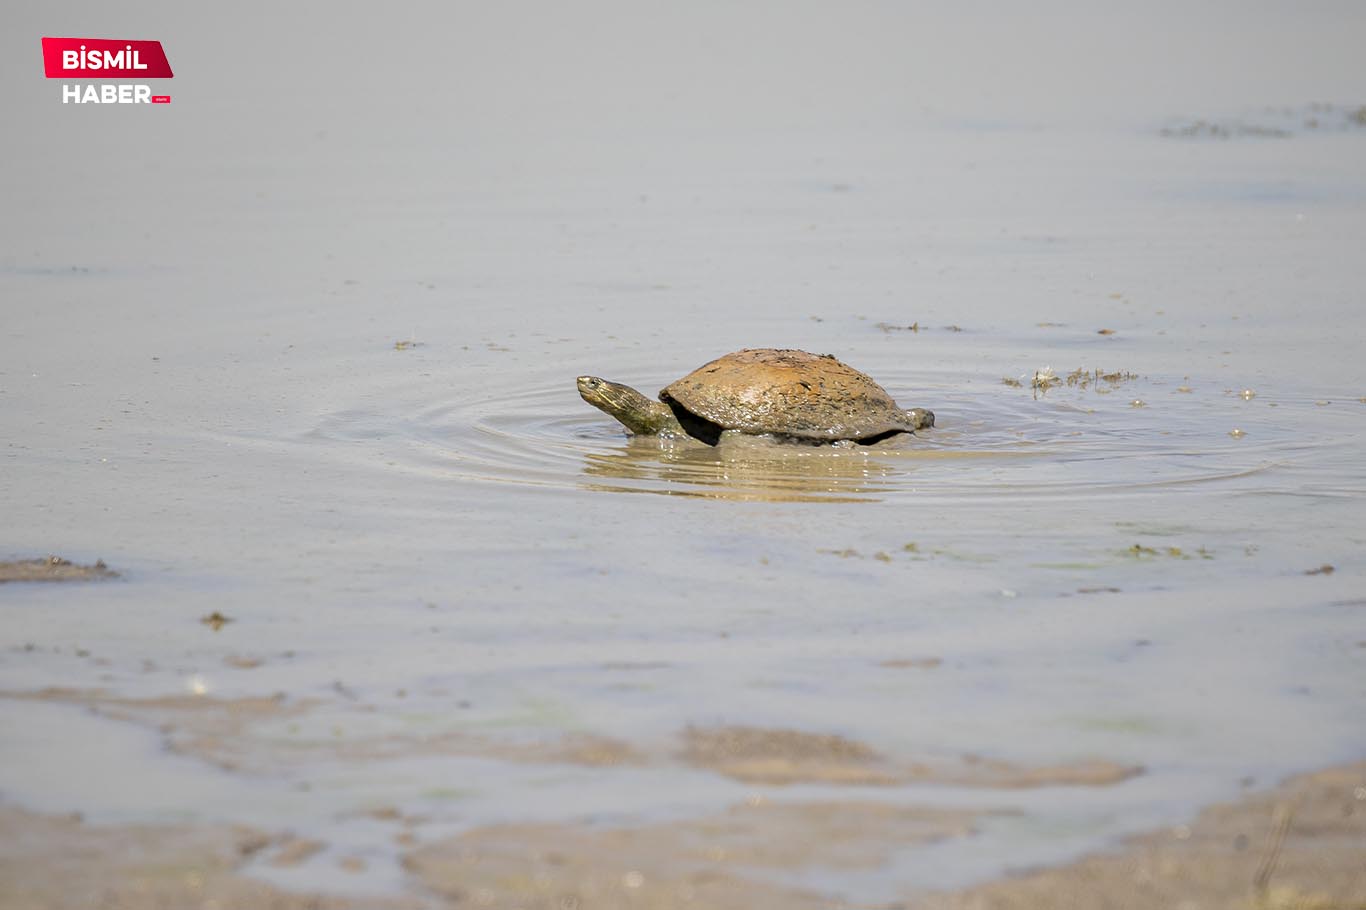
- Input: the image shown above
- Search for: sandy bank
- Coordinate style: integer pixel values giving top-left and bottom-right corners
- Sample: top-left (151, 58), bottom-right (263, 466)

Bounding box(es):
top-left (2, 760), bottom-right (1361, 909)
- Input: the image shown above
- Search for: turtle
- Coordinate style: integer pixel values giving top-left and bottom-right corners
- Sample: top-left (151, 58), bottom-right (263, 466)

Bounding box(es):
top-left (577, 348), bottom-right (934, 446)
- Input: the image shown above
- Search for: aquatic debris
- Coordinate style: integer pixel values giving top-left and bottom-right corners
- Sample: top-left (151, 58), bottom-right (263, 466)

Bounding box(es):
top-left (820, 544), bottom-right (983, 564)
top-left (1123, 545), bottom-right (1213, 561)
top-left (1023, 367), bottom-right (1141, 396)
top-left (1230, 428), bottom-right (1247, 438)
top-left (1002, 376), bottom-right (1023, 388)
top-left (0, 556), bottom-right (118, 583)
top-left (1068, 368), bottom-right (1139, 389)
top-left (1161, 119), bottom-right (1292, 139)
top-left (200, 611), bottom-right (233, 631)
top-left (393, 340), bottom-right (423, 351)
top-left (1097, 328), bottom-right (1116, 335)
top-left (875, 322), bottom-right (967, 334)
top-left (1162, 104), bottom-right (1366, 139)
top-left (1304, 564), bottom-right (1335, 576)
top-left (1241, 388), bottom-right (1256, 400)
top-left (1130, 399), bottom-right (1146, 408)
top-left (1032, 366), bottom-right (1059, 391)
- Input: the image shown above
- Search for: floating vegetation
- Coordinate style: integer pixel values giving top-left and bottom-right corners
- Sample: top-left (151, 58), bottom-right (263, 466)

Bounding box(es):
top-left (1019, 367), bottom-right (1141, 396)
top-left (1160, 103), bottom-right (1366, 139)
top-left (1068, 368), bottom-right (1140, 390)
top-left (1032, 366), bottom-right (1059, 391)
top-left (879, 656), bottom-right (942, 669)
top-left (818, 542), bottom-right (984, 564)
top-left (1161, 120), bottom-right (1292, 139)
top-left (1123, 544), bottom-right (1214, 561)
top-left (875, 322), bottom-right (968, 334)
top-left (200, 611), bottom-right (233, 631)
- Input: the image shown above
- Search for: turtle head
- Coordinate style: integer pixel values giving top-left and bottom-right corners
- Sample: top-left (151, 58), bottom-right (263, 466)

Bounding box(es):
top-left (906, 407), bottom-right (935, 431)
top-left (578, 376), bottom-right (680, 436)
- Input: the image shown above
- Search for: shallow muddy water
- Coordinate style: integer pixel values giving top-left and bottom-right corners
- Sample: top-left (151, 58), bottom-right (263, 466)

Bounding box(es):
top-left (3, 2), bottom-right (1365, 904)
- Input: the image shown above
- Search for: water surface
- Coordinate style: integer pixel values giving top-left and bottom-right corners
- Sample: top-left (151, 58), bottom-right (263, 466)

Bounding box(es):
top-left (2, 2), bottom-right (1365, 903)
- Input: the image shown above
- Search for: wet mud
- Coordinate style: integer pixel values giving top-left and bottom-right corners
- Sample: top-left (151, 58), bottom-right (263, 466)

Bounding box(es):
top-left (0, 556), bottom-right (117, 584)
top-left (1, 762), bottom-right (1360, 909)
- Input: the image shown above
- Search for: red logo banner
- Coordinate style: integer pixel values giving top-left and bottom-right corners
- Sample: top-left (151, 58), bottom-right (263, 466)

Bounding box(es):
top-left (42, 37), bottom-right (173, 79)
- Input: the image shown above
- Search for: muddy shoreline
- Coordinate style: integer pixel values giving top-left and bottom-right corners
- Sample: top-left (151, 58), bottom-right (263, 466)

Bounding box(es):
top-left (2, 759), bottom-right (1361, 909)
top-left (0, 557), bottom-right (117, 584)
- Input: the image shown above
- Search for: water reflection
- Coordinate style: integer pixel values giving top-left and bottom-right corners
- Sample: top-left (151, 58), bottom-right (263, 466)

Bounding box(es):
top-left (579, 434), bottom-right (911, 502)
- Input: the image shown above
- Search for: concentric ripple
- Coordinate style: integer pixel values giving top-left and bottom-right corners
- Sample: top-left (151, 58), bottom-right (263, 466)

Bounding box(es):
top-left (295, 360), bottom-right (1358, 504)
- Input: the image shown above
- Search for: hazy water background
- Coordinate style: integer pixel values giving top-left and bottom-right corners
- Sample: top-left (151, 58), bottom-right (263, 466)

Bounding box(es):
top-left (3, 0), bottom-right (1365, 901)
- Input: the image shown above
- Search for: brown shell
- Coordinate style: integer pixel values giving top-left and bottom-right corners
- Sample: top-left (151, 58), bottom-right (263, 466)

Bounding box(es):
top-left (659, 349), bottom-right (913, 442)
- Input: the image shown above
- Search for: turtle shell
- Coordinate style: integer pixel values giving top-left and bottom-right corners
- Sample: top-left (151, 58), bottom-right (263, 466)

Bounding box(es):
top-left (659, 349), bottom-right (914, 444)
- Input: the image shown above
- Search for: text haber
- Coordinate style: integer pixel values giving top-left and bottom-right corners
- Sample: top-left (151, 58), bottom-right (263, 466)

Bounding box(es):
top-left (64, 84), bottom-right (154, 104)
